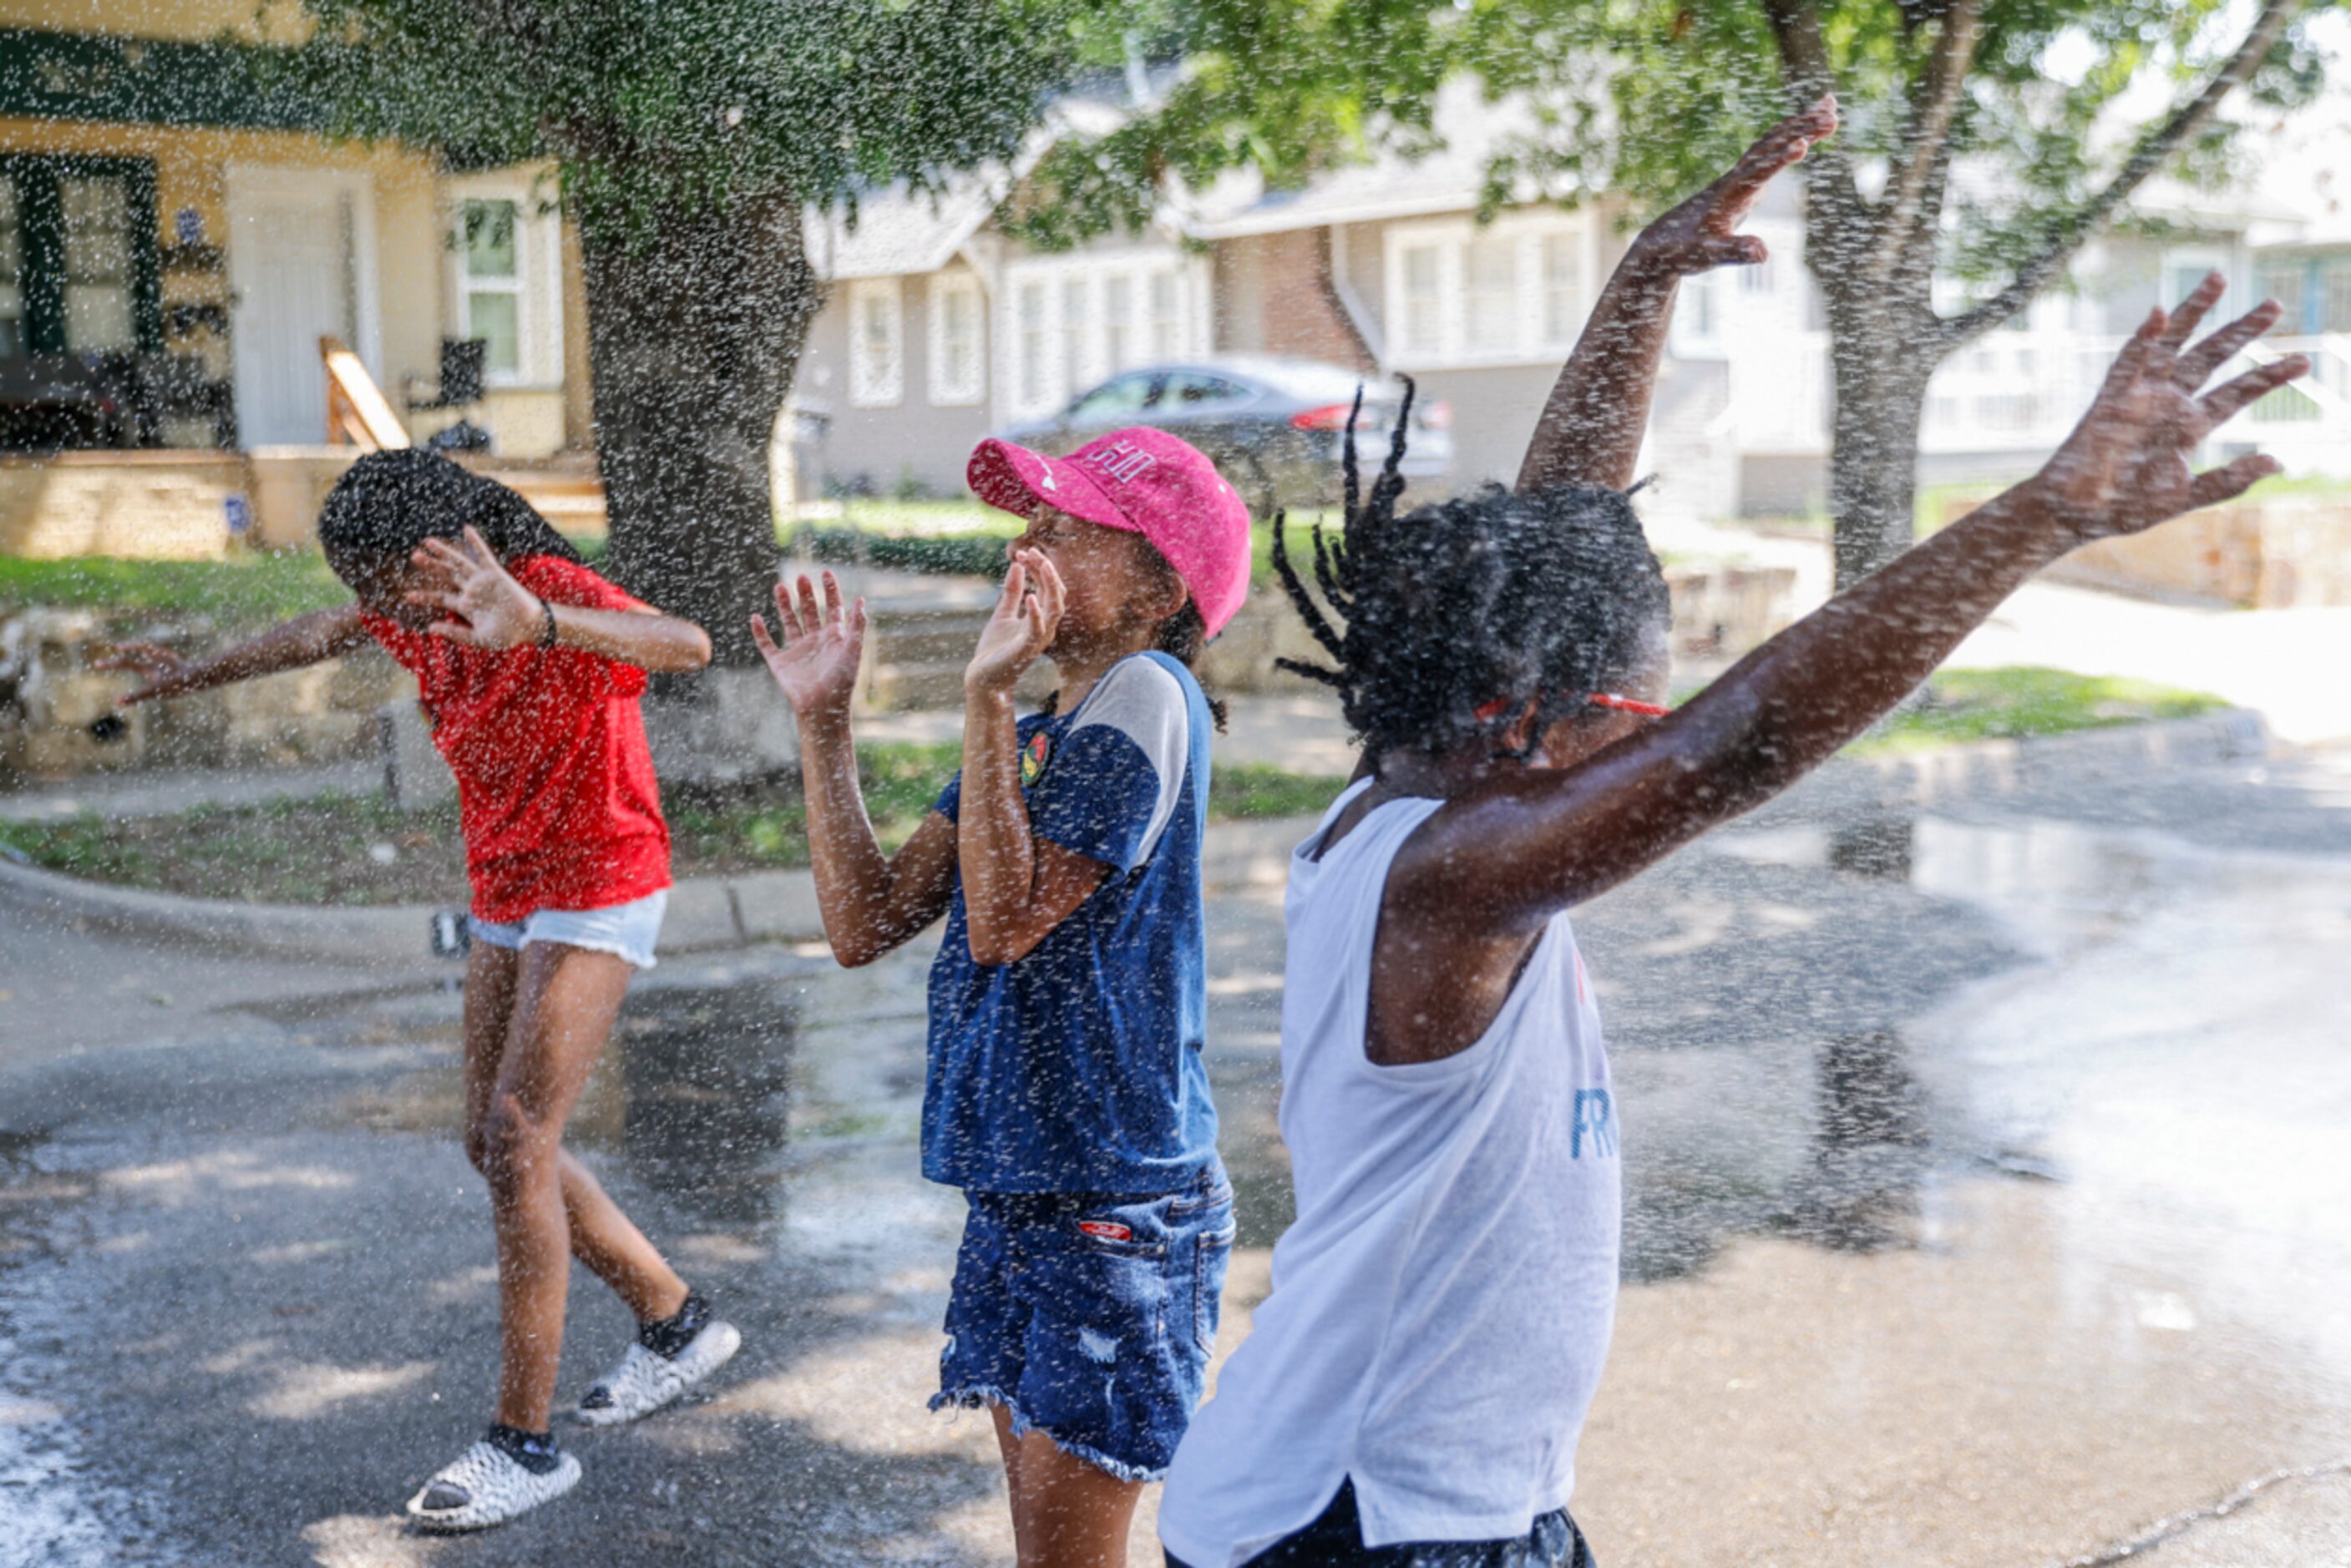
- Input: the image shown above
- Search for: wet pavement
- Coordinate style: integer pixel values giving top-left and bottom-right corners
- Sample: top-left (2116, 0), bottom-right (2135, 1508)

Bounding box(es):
top-left (1, 743), bottom-right (2347, 1565)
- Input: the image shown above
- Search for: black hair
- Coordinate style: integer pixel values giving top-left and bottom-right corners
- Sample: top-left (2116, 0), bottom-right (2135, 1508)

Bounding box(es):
top-left (317, 448), bottom-right (583, 581)
top-left (1274, 380), bottom-right (1669, 761)
top-left (1152, 598), bottom-right (1229, 734)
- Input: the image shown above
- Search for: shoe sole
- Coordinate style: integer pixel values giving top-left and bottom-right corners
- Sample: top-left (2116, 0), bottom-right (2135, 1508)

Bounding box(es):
top-left (574, 1321), bottom-right (743, 1428)
top-left (405, 1455), bottom-right (581, 1533)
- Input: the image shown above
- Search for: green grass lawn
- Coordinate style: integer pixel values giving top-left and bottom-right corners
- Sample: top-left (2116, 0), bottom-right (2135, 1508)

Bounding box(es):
top-left (0, 742), bottom-right (1348, 907)
top-left (1847, 666), bottom-right (2227, 756)
top-left (0, 552), bottom-right (350, 622)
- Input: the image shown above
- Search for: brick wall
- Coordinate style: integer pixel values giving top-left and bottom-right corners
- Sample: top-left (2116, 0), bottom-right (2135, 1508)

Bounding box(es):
top-left (1216, 230), bottom-right (1375, 372)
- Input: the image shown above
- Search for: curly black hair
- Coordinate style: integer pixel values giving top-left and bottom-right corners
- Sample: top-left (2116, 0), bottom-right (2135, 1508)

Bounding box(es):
top-left (317, 448), bottom-right (583, 582)
top-left (1274, 381), bottom-right (1670, 760)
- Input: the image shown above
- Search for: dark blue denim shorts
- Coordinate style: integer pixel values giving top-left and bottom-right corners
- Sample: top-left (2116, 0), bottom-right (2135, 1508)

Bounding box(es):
top-left (1166, 1478), bottom-right (1594, 1567)
top-left (932, 1166), bottom-right (1235, 1482)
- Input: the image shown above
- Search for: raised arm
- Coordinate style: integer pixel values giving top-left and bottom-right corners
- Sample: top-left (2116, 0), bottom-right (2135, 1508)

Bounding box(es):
top-left (408, 527), bottom-right (712, 671)
top-left (953, 550), bottom-right (1112, 967)
top-left (99, 604), bottom-right (371, 706)
top-left (1517, 97), bottom-right (1837, 495)
top-left (1437, 278), bottom-right (2305, 928)
top-left (753, 572), bottom-right (957, 967)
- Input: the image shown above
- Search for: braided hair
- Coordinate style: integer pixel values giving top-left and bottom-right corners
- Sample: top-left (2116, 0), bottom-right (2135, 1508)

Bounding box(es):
top-left (1273, 380), bottom-right (1669, 761)
top-left (317, 448), bottom-right (583, 583)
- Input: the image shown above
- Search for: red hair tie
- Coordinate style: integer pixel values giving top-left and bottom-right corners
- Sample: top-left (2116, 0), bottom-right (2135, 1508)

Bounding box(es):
top-left (1472, 691), bottom-right (1670, 723)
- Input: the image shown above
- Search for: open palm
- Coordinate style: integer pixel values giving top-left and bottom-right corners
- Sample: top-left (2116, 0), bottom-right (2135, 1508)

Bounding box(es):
top-left (752, 570), bottom-right (866, 724)
top-left (2039, 274), bottom-right (2308, 544)
top-left (965, 550), bottom-right (1065, 696)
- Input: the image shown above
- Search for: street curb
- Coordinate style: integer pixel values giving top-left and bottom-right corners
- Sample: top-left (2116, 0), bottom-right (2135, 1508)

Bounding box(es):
top-left (0, 708), bottom-right (2269, 964)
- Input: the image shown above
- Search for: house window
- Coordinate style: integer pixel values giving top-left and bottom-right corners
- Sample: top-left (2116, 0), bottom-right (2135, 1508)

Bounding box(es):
top-left (1398, 241), bottom-right (1442, 360)
top-left (1541, 230), bottom-right (1584, 343)
top-left (2257, 263), bottom-right (2305, 333)
top-left (0, 181), bottom-right (22, 358)
top-left (61, 176), bottom-right (135, 352)
top-left (2323, 260), bottom-right (2351, 333)
top-left (1016, 279), bottom-right (1050, 409)
top-left (849, 277), bottom-right (904, 407)
top-left (1104, 274), bottom-right (1136, 372)
top-left (459, 200), bottom-right (526, 379)
top-left (1061, 275), bottom-right (1093, 398)
top-left (1001, 255), bottom-right (1204, 420)
top-left (1462, 230), bottom-right (1518, 356)
top-left (1385, 213), bottom-right (1591, 369)
top-left (927, 272), bottom-right (983, 406)
top-left (1148, 270), bottom-right (1183, 361)
top-left (0, 156), bottom-right (160, 361)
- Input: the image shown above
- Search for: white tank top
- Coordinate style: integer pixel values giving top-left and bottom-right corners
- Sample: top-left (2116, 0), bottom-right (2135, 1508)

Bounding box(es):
top-left (1161, 781), bottom-right (1621, 1567)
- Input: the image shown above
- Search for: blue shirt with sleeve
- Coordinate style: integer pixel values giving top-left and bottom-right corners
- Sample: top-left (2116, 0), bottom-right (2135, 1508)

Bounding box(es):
top-left (925, 650), bottom-right (1219, 1195)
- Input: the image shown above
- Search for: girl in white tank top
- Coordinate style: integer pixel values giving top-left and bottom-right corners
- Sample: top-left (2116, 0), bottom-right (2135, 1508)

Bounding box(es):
top-left (1160, 782), bottom-right (1619, 1565)
top-left (1159, 114), bottom-right (2293, 1560)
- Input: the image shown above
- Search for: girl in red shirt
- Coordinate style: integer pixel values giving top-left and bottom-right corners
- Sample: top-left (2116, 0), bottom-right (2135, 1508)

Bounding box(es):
top-left (105, 450), bottom-right (738, 1531)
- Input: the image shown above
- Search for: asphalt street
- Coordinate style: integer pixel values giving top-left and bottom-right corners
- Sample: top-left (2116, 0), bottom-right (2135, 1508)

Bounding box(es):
top-left (1, 742), bottom-right (2347, 1565)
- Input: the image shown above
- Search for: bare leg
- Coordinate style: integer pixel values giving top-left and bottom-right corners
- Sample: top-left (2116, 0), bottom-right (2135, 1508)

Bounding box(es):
top-left (991, 1404), bottom-right (1143, 1568)
top-left (476, 941), bottom-right (683, 1432)
top-left (460, 945), bottom-right (689, 1328)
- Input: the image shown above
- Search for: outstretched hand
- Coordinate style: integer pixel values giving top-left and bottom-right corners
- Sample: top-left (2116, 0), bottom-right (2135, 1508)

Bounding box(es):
top-left (92, 641), bottom-right (193, 705)
top-left (1627, 95), bottom-right (1837, 281)
top-left (752, 569), bottom-right (867, 727)
top-left (964, 549), bottom-right (1064, 698)
top-left (2034, 274), bottom-right (2308, 544)
top-left (405, 526), bottom-right (545, 649)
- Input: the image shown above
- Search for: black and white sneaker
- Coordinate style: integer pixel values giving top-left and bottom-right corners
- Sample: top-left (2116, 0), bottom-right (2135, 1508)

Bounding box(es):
top-left (404, 1436), bottom-right (580, 1533)
top-left (575, 1302), bottom-right (742, 1428)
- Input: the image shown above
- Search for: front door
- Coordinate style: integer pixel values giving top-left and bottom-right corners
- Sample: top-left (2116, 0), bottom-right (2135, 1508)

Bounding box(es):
top-left (226, 178), bottom-right (355, 446)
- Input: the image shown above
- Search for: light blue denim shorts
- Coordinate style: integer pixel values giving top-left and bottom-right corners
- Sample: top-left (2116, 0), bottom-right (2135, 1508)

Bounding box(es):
top-left (469, 888), bottom-right (667, 969)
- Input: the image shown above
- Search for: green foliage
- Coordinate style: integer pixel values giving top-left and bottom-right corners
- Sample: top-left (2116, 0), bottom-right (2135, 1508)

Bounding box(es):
top-left (1012, 0), bottom-right (2338, 294)
top-left (0, 552), bottom-right (349, 622)
top-left (277, 0), bottom-right (1100, 238)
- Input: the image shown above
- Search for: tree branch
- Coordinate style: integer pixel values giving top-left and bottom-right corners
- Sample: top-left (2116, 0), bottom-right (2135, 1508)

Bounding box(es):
top-left (1933, 0), bottom-right (2305, 349)
top-left (1760, 0), bottom-right (1875, 265)
top-left (1871, 0), bottom-right (1980, 290)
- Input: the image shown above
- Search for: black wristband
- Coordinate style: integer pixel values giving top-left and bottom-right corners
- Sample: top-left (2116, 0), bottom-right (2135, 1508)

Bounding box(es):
top-left (537, 597), bottom-right (559, 648)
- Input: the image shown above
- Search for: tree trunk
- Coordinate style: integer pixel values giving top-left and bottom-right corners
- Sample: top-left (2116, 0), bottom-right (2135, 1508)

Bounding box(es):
top-left (1823, 294), bottom-right (1938, 591)
top-left (580, 185), bottom-right (820, 668)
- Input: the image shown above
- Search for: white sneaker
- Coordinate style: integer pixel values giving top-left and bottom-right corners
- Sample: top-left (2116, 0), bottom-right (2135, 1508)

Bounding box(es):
top-left (404, 1439), bottom-right (581, 1533)
top-left (575, 1318), bottom-right (742, 1427)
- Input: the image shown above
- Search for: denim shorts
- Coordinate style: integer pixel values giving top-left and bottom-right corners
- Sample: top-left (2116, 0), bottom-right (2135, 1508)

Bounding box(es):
top-left (932, 1166), bottom-right (1235, 1482)
top-left (1166, 1479), bottom-right (1594, 1568)
top-left (469, 888), bottom-right (667, 970)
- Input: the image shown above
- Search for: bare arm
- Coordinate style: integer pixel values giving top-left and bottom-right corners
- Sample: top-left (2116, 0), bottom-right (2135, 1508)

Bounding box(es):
top-left (1517, 98), bottom-right (1837, 495)
top-left (408, 528), bottom-right (712, 671)
top-left (98, 604), bottom-right (370, 705)
top-left (1429, 280), bottom-right (2306, 931)
top-left (753, 572), bottom-right (956, 967)
top-left (954, 550), bottom-right (1110, 968)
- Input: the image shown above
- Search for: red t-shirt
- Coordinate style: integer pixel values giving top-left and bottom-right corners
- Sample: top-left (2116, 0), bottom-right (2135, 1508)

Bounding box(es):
top-left (363, 555), bottom-right (671, 923)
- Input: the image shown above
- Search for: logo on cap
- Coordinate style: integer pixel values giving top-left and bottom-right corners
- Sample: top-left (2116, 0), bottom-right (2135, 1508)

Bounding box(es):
top-left (1080, 441), bottom-right (1158, 486)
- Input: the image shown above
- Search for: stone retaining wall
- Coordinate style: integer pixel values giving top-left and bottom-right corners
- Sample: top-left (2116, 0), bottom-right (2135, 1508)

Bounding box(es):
top-left (0, 607), bottom-right (413, 781)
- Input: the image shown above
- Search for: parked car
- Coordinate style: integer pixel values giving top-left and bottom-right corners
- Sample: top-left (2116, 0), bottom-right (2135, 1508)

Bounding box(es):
top-left (993, 355), bottom-right (1452, 512)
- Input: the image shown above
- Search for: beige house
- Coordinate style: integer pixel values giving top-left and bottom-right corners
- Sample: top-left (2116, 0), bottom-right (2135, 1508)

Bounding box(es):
top-left (798, 152), bottom-right (1216, 500)
top-left (0, 0), bottom-right (595, 560)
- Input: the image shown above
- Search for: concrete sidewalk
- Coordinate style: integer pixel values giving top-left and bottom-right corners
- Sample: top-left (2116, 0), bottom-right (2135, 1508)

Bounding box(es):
top-left (1680, 518), bottom-right (2351, 746)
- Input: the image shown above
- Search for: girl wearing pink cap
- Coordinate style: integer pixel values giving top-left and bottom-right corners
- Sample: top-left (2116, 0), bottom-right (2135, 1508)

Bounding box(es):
top-left (755, 427), bottom-right (1252, 1565)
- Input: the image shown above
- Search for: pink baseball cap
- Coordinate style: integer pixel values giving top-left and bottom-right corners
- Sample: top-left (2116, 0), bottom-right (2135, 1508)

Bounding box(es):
top-left (966, 427), bottom-right (1253, 638)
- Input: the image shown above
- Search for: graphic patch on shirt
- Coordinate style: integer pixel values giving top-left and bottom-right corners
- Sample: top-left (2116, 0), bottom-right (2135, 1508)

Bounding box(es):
top-left (1572, 1089), bottom-right (1617, 1159)
top-left (1077, 1220), bottom-right (1132, 1242)
top-left (1021, 731), bottom-right (1052, 787)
